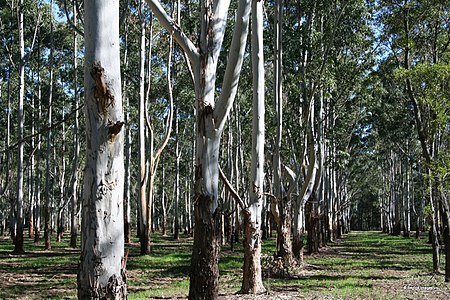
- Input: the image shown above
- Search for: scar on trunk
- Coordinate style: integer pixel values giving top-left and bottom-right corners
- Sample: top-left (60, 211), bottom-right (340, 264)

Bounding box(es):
top-left (108, 120), bottom-right (125, 141)
top-left (90, 62), bottom-right (115, 116)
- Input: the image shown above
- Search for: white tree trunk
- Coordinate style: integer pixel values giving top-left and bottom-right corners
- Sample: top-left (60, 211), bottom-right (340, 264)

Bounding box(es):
top-left (138, 0), bottom-right (149, 255)
top-left (273, 0), bottom-right (284, 202)
top-left (122, 18), bottom-right (132, 244)
top-left (34, 57), bottom-right (42, 242)
top-left (13, 0), bottom-right (25, 254)
top-left (241, 0), bottom-right (265, 292)
top-left (44, 0), bottom-right (55, 251)
top-left (78, 0), bottom-right (126, 298)
top-left (69, 0), bottom-right (79, 248)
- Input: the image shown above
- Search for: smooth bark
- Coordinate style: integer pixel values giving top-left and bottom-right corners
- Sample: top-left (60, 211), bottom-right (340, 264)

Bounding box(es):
top-left (138, 0), bottom-right (149, 255)
top-left (78, 0), bottom-right (127, 298)
top-left (13, 0), bottom-right (25, 255)
top-left (240, 0), bottom-right (265, 292)
top-left (69, 0), bottom-right (79, 248)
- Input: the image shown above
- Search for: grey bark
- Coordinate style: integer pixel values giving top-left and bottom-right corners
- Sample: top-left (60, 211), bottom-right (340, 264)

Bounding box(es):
top-left (44, 0), bottom-right (55, 251)
top-left (69, 0), bottom-right (79, 248)
top-left (78, 0), bottom-right (127, 298)
top-left (13, 0), bottom-right (26, 255)
top-left (240, 0), bottom-right (265, 292)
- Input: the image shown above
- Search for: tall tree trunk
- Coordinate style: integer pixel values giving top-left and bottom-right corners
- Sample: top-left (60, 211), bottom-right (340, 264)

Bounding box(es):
top-left (122, 14), bottom-right (132, 245)
top-left (240, 0), bottom-right (265, 292)
top-left (271, 0), bottom-right (295, 266)
top-left (34, 57), bottom-right (42, 243)
top-left (69, 0), bottom-right (79, 248)
top-left (429, 172), bottom-right (440, 273)
top-left (78, 0), bottom-right (127, 298)
top-left (235, 101), bottom-right (244, 242)
top-left (138, 0), bottom-right (149, 255)
top-left (403, 156), bottom-right (411, 237)
top-left (161, 163), bottom-right (167, 236)
top-left (146, 0), bottom-right (250, 297)
top-left (29, 92), bottom-right (35, 240)
top-left (13, 0), bottom-right (26, 255)
top-left (174, 110), bottom-right (180, 240)
top-left (57, 98), bottom-right (67, 243)
top-left (173, 0), bottom-right (181, 241)
top-left (3, 68), bottom-right (12, 239)
top-left (402, 3), bottom-right (442, 273)
top-left (5, 65), bottom-right (16, 243)
top-left (44, 0), bottom-right (55, 251)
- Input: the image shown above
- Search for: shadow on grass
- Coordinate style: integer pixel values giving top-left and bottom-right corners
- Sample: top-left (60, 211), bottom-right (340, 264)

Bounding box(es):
top-left (0, 249), bottom-right (79, 258)
top-left (0, 231), bottom-right (438, 299)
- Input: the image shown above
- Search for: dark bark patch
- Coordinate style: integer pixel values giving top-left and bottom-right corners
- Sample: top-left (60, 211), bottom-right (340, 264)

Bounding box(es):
top-left (108, 120), bottom-right (124, 141)
top-left (189, 194), bottom-right (220, 300)
top-left (90, 62), bottom-right (115, 117)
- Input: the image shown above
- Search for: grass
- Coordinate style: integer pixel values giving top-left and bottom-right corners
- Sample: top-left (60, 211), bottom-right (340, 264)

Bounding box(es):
top-left (1, 231), bottom-right (450, 299)
top-left (0, 235), bottom-right (79, 299)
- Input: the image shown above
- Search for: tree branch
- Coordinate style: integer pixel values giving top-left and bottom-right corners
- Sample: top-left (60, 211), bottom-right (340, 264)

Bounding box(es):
top-left (22, 8), bottom-right (41, 63)
top-left (144, 0), bottom-right (199, 71)
top-left (153, 31), bottom-right (174, 163)
top-left (1, 104), bottom-right (85, 154)
top-left (213, 0), bottom-right (251, 131)
top-left (218, 165), bottom-right (246, 210)
top-left (63, 0), bottom-right (84, 37)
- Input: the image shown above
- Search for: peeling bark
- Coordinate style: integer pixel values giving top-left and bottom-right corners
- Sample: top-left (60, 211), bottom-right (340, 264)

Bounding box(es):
top-left (78, 0), bottom-right (127, 298)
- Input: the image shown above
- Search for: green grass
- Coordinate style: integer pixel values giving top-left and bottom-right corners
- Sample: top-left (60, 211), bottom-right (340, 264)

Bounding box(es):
top-left (262, 232), bottom-right (447, 299)
top-left (0, 235), bottom-right (79, 299)
top-left (1, 231), bottom-right (449, 299)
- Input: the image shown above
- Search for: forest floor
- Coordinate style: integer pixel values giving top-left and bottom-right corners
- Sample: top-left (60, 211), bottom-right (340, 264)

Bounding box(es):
top-left (1, 231), bottom-right (450, 299)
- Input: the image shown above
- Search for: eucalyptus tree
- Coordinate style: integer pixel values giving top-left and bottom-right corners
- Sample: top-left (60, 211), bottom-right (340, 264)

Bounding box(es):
top-left (15, 0), bottom-right (27, 253)
top-left (5, 0), bottom-right (26, 253)
top-left (78, 0), bottom-right (127, 297)
top-left (43, 0), bottom-right (55, 251)
top-left (0, 5), bottom-right (13, 238)
top-left (271, 0), bottom-right (376, 260)
top-left (145, 0), bottom-right (251, 297)
top-left (144, 12), bottom-right (175, 255)
top-left (377, 0), bottom-right (450, 279)
top-left (240, 0), bottom-right (265, 292)
top-left (11, 0), bottom-right (41, 254)
top-left (137, 0), bottom-right (150, 255)
top-left (68, 0), bottom-right (81, 248)
top-left (121, 2), bottom-right (132, 245)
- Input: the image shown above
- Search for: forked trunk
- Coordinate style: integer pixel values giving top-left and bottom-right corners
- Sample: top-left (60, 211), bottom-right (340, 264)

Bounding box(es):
top-left (145, 0), bottom-right (250, 297)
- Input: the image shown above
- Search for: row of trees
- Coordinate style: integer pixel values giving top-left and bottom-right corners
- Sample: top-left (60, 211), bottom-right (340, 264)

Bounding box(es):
top-left (0, 0), bottom-right (449, 298)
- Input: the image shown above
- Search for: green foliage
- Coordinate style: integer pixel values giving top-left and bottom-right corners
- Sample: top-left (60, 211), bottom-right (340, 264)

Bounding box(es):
top-left (395, 63), bottom-right (450, 131)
